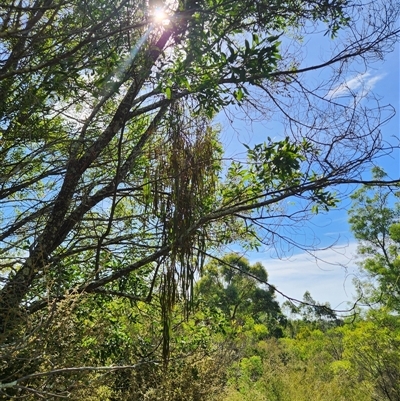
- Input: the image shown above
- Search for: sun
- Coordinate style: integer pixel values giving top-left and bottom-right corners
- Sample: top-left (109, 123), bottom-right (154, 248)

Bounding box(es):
top-left (152, 7), bottom-right (170, 25)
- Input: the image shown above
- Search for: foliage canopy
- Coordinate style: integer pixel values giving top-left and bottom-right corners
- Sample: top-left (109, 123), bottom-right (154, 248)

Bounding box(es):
top-left (0, 0), bottom-right (399, 396)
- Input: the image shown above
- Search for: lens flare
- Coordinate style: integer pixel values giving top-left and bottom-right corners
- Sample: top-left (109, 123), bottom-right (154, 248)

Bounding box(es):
top-left (152, 7), bottom-right (170, 25)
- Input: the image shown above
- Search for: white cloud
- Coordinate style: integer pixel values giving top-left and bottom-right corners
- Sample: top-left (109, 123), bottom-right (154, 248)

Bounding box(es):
top-left (327, 72), bottom-right (386, 100)
top-left (252, 242), bottom-right (361, 309)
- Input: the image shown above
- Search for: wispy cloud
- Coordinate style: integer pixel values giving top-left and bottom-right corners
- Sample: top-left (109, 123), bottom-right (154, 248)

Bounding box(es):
top-left (252, 242), bottom-right (361, 308)
top-left (327, 72), bottom-right (386, 100)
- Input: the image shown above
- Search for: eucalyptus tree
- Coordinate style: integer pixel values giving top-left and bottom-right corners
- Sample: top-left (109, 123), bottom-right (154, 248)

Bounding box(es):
top-left (349, 167), bottom-right (400, 310)
top-left (197, 253), bottom-right (285, 336)
top-left (0, 0), bottom-right (400, 395)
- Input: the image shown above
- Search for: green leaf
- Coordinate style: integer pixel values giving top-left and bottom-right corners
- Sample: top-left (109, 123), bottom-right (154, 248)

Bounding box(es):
top-left (234, 87), bottom-right (244, 101)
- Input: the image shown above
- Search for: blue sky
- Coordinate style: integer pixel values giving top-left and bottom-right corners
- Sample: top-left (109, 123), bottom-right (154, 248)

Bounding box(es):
top-left (217, 31), bottom-right (399, 309)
